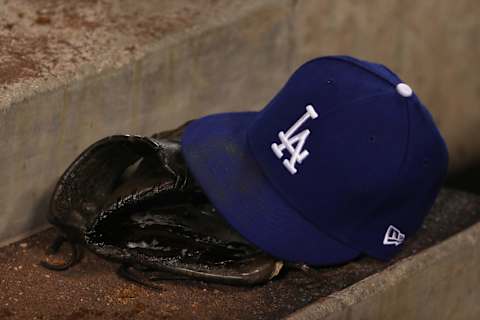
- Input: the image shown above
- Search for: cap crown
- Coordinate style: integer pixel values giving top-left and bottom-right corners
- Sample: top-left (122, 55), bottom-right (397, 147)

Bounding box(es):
top-left (247, 56), bottom-right (448, 259)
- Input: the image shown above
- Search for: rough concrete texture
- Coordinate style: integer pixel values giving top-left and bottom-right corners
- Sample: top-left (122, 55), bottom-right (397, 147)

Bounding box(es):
top-left (0, 189), bottom-right (479, 319)
top-left (0, 0), bottom-right (479, 245)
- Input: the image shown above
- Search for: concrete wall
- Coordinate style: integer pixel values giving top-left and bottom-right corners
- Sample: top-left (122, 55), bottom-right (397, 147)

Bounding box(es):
top-left (0, 0), bottom-right (479, 246)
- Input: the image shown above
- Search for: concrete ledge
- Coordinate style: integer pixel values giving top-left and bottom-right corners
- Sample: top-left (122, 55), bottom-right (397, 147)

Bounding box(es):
top-left (1, 0), bottom-right (480, 246)
top-left (288, 213), bottom-right (480, 320)
top-left (0, 189), bottom-right (479, 319)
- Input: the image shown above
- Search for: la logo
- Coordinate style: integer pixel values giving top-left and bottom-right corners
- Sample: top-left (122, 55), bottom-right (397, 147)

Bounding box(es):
top-left (271, 105), bottom-right (318, 175)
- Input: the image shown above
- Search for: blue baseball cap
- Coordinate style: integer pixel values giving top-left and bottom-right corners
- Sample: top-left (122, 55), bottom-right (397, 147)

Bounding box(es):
top-left (181, 56), bottom-right (448, 265)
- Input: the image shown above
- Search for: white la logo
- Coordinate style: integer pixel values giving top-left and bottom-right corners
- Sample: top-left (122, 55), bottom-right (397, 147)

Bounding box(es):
top-left (271, 105), bottom-right (318, 175)
top-left (383, 225), bottom-right (405, 246)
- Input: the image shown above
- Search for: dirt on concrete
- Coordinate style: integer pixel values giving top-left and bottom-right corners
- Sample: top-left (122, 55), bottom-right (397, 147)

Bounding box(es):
top-left (0, 0), bottom-right (246, 108)
top-left (0, 188), bottom-right (479, 319)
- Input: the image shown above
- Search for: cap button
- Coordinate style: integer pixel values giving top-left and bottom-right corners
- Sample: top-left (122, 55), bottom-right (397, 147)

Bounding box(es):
top-left (396, 83), bottom-right (413, 97)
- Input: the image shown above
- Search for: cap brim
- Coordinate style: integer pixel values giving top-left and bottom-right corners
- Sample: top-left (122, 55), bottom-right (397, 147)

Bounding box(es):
top-left (181, 112), bottom-right (360, 265)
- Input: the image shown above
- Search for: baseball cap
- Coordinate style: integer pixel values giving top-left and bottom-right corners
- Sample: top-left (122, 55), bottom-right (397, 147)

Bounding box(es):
top-left (181, 56), bottom-right (448, 265)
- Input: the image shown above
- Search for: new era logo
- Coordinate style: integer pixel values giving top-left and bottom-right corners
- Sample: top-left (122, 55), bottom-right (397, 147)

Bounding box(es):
top-left (383, 225), bottom-right (405, 246)
top-left (271, 105), bottom-right (318, 175)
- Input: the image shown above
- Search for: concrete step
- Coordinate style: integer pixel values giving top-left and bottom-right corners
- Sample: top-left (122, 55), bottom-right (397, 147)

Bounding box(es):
top-left (0, 188), bottom-right (478, 319)
top-left (1, 0), bottom-right (480, 247)
top-left (1, 1), bottom-right (479, 319)
top-left (0, 0), bottom-right (294, 246)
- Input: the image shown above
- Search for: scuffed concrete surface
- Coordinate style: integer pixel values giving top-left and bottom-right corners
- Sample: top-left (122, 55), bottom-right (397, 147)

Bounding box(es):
top-left (0, 0), bottom-right (247, 109)
top-left (0, 189), bottom-right (479, 319)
